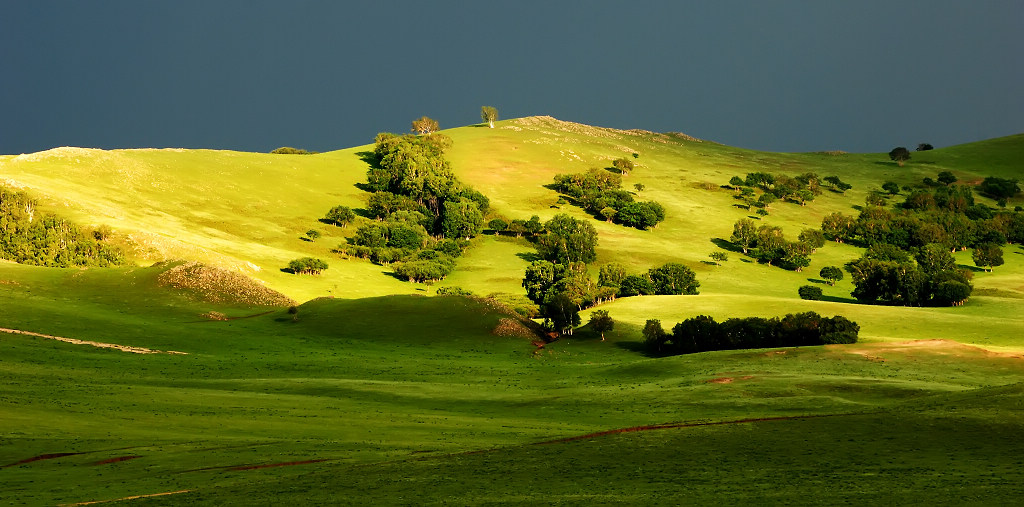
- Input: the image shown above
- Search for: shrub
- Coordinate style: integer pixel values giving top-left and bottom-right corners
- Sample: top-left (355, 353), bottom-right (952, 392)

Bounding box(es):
top-left (270, 147), bottom-right (315, 154)
top-left (798, 285), bottom-right (823, 300)
top-left (436, 286), bottom-right (474, 296)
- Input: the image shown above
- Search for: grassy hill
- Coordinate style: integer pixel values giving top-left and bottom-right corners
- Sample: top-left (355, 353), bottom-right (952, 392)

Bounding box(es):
top-left (2, 118), bottom-right (1023, 503)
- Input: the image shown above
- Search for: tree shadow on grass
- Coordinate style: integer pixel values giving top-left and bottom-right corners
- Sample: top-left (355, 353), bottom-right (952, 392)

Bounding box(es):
top-left (613, 340), bottom-right (653, 356)
top-left (356, 151), bottom-right (378, 167)
top-left (806, 278), bottom-right (829, 285)
top-left (958, 264), bottom-right (986, 273)
top-left (354, 182), bottom-right (375, 193)
top-left (820, 294), bottom-right (858, 304)
top-left (381, 270), bottom-right (407, 282)
top-left (516, 251), bottom-right (544, 263)
top-left (710, 237), bottom-right (741, 253)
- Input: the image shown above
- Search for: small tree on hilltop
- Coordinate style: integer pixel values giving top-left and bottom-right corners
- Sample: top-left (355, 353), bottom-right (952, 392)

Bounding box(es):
top-left (480, 106), bottom-right (498, 128)
top-left (588, 310), bottom-right (614, 341)
top-left (889, 147), bottom-right (911, 167)
top-left (917, 143), bottom-right (934, 151)
top-left (411, 116), bottom-right (440, 135)
top-left (305, 229), bottom-right (321, 241)
top-left (819, 266), bottom-right (844, 286)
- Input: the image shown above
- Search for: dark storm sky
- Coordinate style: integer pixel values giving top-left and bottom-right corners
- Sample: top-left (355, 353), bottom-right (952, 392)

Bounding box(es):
top-left (2, 1), bottom-right (1021, 155)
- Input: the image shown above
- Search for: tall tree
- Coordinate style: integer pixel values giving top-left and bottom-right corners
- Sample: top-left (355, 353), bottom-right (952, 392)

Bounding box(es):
top-left (480, 106), bottom-right (498, 128)
top-left (536, 214), bottom-right (598, 264)
top-left (441, 198), bottom-right (484, 240)
top-left (588, 310), bottom-right (614, 341)
top-left (972, 243), bottom-right (1004, 272)
top-left (730, 218), bottom-right (757, 254)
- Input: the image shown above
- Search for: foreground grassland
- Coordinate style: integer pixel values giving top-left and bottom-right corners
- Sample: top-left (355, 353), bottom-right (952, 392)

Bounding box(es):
top-left (2, 119), bottom-right (1023, 503)
top-left (2, 263), bottom-right (1024, 504)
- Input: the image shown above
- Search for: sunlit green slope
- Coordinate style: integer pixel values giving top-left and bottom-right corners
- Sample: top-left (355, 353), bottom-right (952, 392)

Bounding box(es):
top-left (1, 118), bottom-right (1021, 343)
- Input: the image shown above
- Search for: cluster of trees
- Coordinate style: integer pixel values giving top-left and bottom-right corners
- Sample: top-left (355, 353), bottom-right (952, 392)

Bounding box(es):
top-left (340, 130), bottom-right (491, 283)
top-left (978, 177), bottom-right (1021, 203)
top-left (522, 249), bottom-right (700, 334)
top-left (287, 257), bottom-right (328, 275)
top-left (642, 312), bottom-right (859, 355)
top-left (727, 172), bottom-right (850, 213)
top-left (487, 216), bottom-right (544, 238)
top-left (821, 190), bottom-right (1024, 252)
top-left (0, 187), bottom-right (125, 267)
top-left (730, 218), bottom-right (824, 271)
top-left (596, 261), bottom-right (700, 297)
top-left (551, 168), bottom-right (665, 229)
top-left (845, 243), bottom-right (974, 306)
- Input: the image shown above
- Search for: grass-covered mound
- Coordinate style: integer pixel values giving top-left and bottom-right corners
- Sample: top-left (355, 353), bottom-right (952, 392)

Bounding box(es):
top-left (156, 261), bottom-right (295, 307)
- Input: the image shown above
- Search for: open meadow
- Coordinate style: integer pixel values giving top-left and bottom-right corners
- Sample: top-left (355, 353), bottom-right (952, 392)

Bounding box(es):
top-left (2, 118), bottom-right (1023, 504)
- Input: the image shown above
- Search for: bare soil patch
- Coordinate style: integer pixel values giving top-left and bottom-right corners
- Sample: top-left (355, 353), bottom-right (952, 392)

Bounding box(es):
top-left (0, 327), bottom-right (187, 355)
top-left (2, 452), bottom-right (84, 468)
top-left (91, 455), bottom-right (140, 466)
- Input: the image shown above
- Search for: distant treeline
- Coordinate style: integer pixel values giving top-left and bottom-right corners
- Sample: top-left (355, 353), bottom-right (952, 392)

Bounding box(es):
top-left (643, 312), bottom-right (859, 355)
top-left (0, 187), bottom-right (125, 267)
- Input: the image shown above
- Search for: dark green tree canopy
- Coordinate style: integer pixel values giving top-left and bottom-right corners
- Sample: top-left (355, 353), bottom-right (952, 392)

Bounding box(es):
top-left (324, 205), bottom-right (356, 227)
top-left (647, 263), bottom-right (700, 295)
top-left (889, 147), bottom-right (911, 166)
top-left (535, 214), bottom-right (598, 264)
top-left (588, 310), bottom-right (614, 341)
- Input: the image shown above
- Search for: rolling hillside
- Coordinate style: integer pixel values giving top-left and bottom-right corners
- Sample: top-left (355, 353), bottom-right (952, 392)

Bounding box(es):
top-left (2, 118), bottom-right (1023, 504)
top-left (2, 116), bottom-right (1022, 346)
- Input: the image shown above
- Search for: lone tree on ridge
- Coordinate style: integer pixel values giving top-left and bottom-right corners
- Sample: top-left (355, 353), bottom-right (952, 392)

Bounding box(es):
top-left (412, 116), bottom-right (440, 135)
top-left (480, 106), bottom-right (498, 128)
top-left (889, 147), bottom-right (911, 167)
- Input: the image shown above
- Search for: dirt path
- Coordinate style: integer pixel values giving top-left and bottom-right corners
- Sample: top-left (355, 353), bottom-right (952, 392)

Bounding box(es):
top-left (59, 490), bottom-right (191, 506)
top-left (0, 327), bottom-right (187, 355)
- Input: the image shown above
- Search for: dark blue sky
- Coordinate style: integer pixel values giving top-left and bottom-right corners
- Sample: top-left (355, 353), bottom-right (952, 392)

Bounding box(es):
top-left (2, 1), bottom-right (1021, 154)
